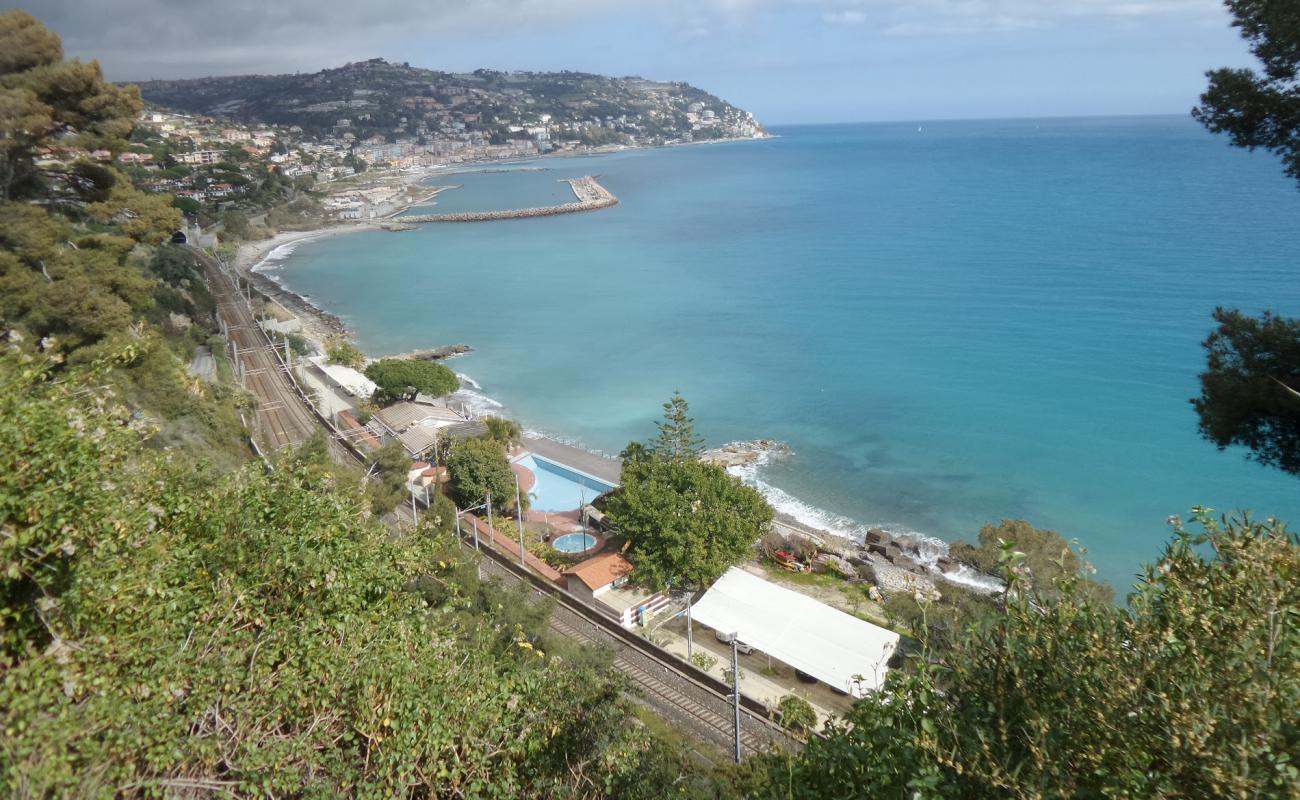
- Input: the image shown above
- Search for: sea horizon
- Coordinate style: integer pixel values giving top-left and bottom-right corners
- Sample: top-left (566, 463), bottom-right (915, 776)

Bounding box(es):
top-left (263, 114), bottom-right (1300, 592)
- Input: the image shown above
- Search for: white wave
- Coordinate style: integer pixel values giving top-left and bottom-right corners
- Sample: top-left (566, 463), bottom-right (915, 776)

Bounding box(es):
top-left (729, 458), bottom-right (1004, 592)
top-left (943, 565), bottom-right (1005, 594)
top-left (251, 241), bottom-right (302, 273)
top-left (456, 372), bottom-right (482, 390)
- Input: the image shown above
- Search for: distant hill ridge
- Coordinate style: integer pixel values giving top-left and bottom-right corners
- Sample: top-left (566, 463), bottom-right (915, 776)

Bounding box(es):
top-left (130, 58), bottom-right (766, 146)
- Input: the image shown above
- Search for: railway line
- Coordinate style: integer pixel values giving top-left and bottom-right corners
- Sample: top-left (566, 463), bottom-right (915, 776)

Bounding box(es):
top-left (198, 247), bottom-right (801, 758)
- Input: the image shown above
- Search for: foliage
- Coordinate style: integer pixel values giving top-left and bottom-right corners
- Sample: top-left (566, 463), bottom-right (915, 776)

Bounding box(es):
top-left (0, 10), bottom-right (143, 204)
top-left (364, 357), bottom-right (459, 404)
top-left (365, 439), bottom-right (412, 515)
top-left (1191, 307), bottom-right (1300, 475)
top-left (689, 651), bottom-right (718, 672)
top-left (484, 415), bottom-right (523, 448)
top-left (446, 436), bottom-right (523, 514)
top-left (950, 519), bottom-right (1113, 604)
top-left (1194, 0), bottom-right (1300, 185)
top-left (326, 336), bottom-right (365, 369)
top-left (776, 512), bottom-right (1300, 799)
top-left (0, 351), bottom-right (742, 798)
top-left (653, 391), bottom-right (704, 460)
top-left (775, 695), bottom-right (817, 734)
top-left (605, 455), bottom-right (773, 590)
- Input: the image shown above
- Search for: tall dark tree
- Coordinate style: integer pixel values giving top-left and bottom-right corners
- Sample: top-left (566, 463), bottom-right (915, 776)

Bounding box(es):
top-left (654, 391), bottom-right (703, 460)
top-left (1194, 1), bottom-right (1300, 184)
top-left (1192, 4), bottom-right (1300, 476)
top-left (1192, 308), bottom-right (1300, 474)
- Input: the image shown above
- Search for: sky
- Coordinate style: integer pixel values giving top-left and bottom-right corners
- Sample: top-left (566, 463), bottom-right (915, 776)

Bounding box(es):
top-left (19, 0), bottom-right (1254, 125)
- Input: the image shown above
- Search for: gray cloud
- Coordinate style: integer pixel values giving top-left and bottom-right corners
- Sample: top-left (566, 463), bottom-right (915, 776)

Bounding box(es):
top-left (16, 0), bottom-right (1226, 80)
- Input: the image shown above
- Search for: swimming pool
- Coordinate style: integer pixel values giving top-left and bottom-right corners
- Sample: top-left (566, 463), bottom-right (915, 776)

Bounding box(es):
top-left (513, 453), bottom-right (618, 512)
top-left (552, 532), bottom-right (598, 554)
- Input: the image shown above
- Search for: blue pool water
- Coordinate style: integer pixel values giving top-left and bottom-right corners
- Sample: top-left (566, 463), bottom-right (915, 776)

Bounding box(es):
top-left (516, 454), bottom-right (618, 512)
top-left (552, 532), bottom-right (598, 554)
top-left (268, 116), bottom-right (1300, 590)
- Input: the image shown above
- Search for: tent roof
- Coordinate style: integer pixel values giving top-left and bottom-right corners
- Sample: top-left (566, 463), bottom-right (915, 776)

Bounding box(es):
top-left (690, 567), bottom-right (900, 697)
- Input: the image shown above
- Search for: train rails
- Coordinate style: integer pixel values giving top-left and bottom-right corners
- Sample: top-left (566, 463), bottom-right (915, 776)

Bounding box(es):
top-left (201, 249), bottom-right (800, 758)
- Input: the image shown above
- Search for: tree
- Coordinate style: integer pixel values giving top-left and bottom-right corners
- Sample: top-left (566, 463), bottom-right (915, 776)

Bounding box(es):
top-left (1194, 0), bottom-right (1300, 185)
top-left (949, 519), bottom-right (1113, 604)
top-left (1191, 308), bottom-right (1300, 475)
top-left (364, 358), bottom-right (459, 405)
top-left (446, 436), bottom-right (522, 514)
top-left (365, 439), bottom-right (412, 514)
top-left (604, 455), bottom-right (773, 590)
top-left (0, 353), bottom-right (726, 797)
top-left (775, 695), bottom-right (817, 734)
top-left (654, 391), bottom-right (703, 459)
top-left (776, 511), bottom-right (1300, 799)
top-left (0, 10), bottom-right (141, 203)
top-left (326, 336), bottom-right (365, 369)
top-left (483, 416), bottom-right (522, 448)
top-left (218, 208), bottom-right (251, 239)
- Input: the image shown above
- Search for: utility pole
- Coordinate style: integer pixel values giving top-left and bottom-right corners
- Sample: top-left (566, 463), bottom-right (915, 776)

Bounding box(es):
top-left (730, 632), bottom-right (742, 764)
top-left (514, 471), bottom-right (526, 567)
top-left (410, 487), bottom-right (417, 525)
top-left (485, 491), bottom-right (493, 550)
top-left (685, 588), bottom-right (694, 660)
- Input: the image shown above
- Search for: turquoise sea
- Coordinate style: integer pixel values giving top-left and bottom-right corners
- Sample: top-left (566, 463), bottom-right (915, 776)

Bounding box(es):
top-left (262, 116), bottom-right (1300, 590)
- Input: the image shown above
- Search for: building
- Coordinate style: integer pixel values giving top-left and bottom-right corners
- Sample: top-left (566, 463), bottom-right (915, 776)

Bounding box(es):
top-left (689, 567), bottom-right (901, 697)
top-left (563, 553), bottom-right (669, 629)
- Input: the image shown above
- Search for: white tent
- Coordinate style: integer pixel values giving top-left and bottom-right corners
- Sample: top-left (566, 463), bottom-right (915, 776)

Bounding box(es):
top-left (690, 567), bottom-right (900, 697)
top-left (320, 364), bottom-right (377, 398)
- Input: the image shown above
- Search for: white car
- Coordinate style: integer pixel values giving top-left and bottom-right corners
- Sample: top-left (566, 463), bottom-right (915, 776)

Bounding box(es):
top-left (714, 629), bottom-right (754, 655)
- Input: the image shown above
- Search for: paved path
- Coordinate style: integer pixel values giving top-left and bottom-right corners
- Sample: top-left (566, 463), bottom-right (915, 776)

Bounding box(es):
top-left (522, 434), bottom-right (622, 484)
top-left (186, 346), bottom-right (216, 383)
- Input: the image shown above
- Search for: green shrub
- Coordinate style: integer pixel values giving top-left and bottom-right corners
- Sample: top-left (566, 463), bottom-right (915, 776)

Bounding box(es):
top-left (776, 695), bottom-right (817, 733)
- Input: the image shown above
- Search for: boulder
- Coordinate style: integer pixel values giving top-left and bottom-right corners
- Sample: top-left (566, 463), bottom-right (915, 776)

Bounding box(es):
top-left (893, 535), bottom-right (918, 555)
top-left (867, 542), bottom-right (889, 558)
top-left (936, 556), bottom-right (960, 574)
top-left (889, 552), bottom-right (927, 575)
top-left (865, 528), bottom-right (891, 546)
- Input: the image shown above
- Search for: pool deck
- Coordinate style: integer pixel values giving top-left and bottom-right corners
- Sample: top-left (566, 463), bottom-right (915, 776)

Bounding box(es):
top-left (521, 434), bottom-right (622, 485)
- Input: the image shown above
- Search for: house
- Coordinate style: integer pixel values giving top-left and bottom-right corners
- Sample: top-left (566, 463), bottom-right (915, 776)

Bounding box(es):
top-left (563, 553), bottom-right (669, 629)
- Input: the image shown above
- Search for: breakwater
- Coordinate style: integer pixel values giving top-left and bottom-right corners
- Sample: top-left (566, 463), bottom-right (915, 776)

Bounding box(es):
top-left (401, 175), bottom-right (617, 222)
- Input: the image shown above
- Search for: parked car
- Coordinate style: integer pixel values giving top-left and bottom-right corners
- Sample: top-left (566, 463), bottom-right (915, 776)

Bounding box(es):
top-left (795, 669), bottom-right (818, 684)
top-left (714, 629), bottom-right (754, 654)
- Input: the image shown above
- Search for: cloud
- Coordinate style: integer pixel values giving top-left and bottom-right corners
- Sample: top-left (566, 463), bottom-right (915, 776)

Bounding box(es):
top-left (823, 9), bottom-right (869, 25)
top-left (12, 0), bottom-right (1228, 81)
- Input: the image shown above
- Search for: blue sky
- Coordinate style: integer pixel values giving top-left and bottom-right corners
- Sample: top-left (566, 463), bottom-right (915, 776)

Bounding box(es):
top-left (28, 0), bottom-right (1254, 125)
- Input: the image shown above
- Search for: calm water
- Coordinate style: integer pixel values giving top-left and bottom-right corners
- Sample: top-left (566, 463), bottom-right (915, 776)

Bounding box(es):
top-left (265, 116), bottom-right (1300, 589)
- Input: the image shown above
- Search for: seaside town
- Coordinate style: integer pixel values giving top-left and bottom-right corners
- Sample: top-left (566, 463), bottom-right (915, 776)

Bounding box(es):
top-left (3, 7), bottom-right (1295, 798)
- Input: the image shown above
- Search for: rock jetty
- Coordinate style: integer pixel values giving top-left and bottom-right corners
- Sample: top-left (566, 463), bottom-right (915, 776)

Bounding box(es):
top-left (400, 176), bottom-right (617, 223)
top-left (702, 439), bottom-right (791, 468)
top-left (383, 344), bottom-right (472, 361)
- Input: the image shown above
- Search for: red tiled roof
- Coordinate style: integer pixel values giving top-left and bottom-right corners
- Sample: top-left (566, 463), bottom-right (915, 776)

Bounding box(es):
top-left (564, 552), bottom-right (634, 591)
top-left (337, 410), bottom-right (381, 450)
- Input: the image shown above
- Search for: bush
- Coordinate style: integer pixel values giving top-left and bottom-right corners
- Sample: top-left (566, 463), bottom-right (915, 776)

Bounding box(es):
top-left (776, 695), bottom-right (818, 733)
top-left (691, 651), bottom-right (718, 672)
top-left (326, 337), bottom-right (365, 369)
top-left (483, 416), bottom-right (522, 448)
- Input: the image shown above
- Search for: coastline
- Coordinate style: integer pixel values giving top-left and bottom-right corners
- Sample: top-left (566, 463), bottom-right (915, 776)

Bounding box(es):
top-left (233, 134), bottom-right (775, 350)
top-left (224, 131), bottom-right (1004, 595)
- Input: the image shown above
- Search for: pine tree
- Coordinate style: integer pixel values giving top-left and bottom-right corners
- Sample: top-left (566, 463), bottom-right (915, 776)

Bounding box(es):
top-left (654, 391), bottom-right (703, 460)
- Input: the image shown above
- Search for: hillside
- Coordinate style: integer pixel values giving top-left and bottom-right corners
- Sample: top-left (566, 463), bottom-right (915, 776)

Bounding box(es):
top-left (131, 59), bottom-right (766, 147)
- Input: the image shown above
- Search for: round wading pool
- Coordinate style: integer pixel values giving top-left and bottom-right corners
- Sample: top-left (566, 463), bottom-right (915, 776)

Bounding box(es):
top-left (551, 532), bottom-right (597, 554)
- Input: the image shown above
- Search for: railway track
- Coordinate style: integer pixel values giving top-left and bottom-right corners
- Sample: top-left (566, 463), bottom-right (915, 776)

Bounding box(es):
top-left (199, 248), bottom-right (800, 758)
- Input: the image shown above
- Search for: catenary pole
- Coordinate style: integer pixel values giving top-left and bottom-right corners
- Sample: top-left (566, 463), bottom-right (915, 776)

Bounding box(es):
top-left (731, 632), bottom-right (742, 764)
top-left (514, 471), bottom-right (526, 567)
